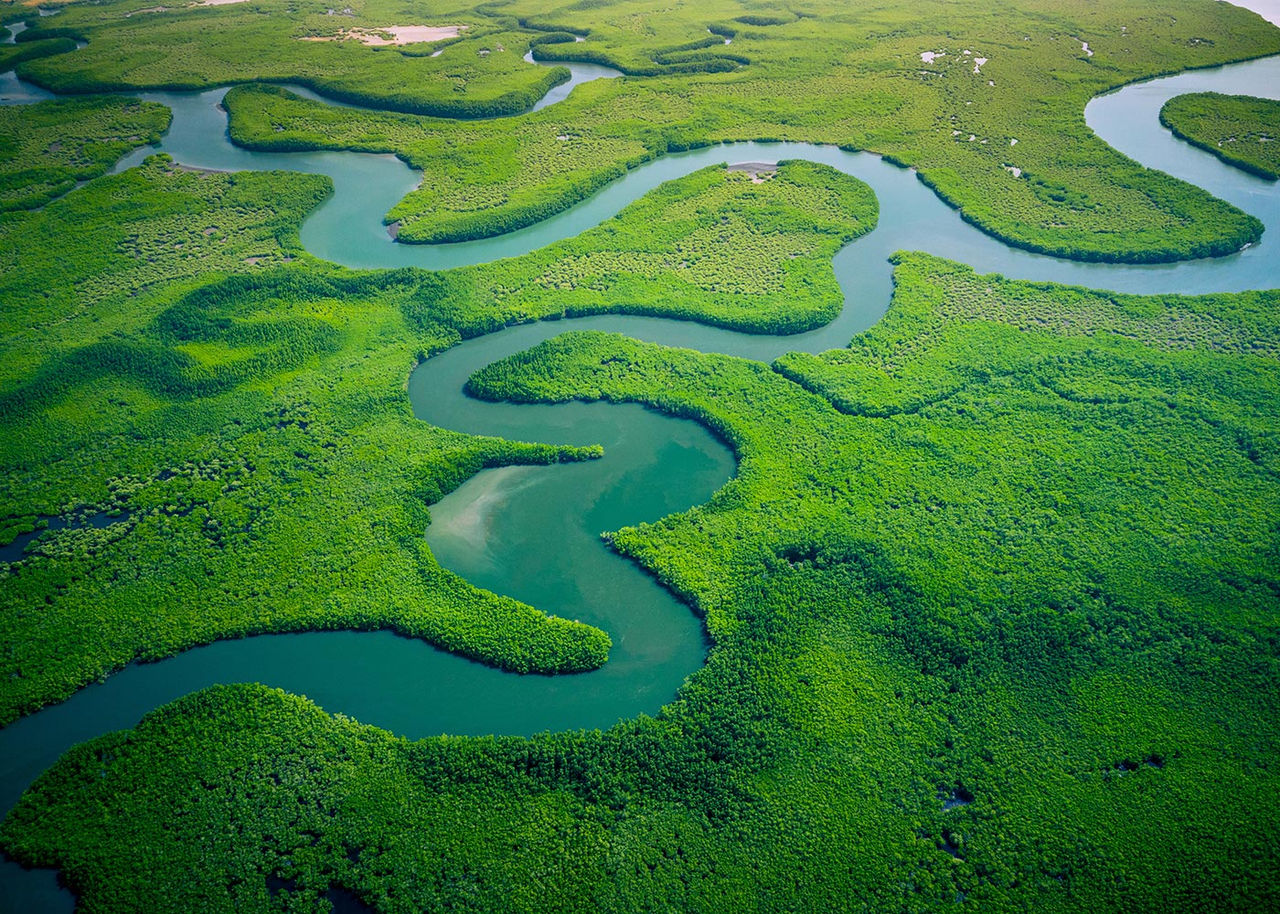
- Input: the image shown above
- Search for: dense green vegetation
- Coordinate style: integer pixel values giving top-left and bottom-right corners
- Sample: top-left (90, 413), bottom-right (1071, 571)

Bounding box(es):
top-left (0, 154), bottom-right (329, 393)
top-left (0, 157), bottom-right (868, 722)
top-left (1160, 91), bottom-right (1280, 179)
top-left (0, 34), bottom-right (79, 72)
top-left (2, 1), bottom-right (1279, 911)
top-left (9, 2), bottom-right (572, 117)
top-left (211, 0), bottom-right (1279, 260)
top-left (0, 96), bottom-right (169, 211)
top-left (439, 160), bottom-right (877, 335)
top-left (6, 0), bottom-right (1275, 256)
top-left (774, 251), bottom-right (1280, 416)
top-left (5, 254), bottom-right (1278, 912)
top-left (526, 20), bottom-right (745, 77)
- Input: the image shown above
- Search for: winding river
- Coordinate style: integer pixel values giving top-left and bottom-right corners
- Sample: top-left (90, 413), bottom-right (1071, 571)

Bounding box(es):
top-left (1, 10), bottom-right (1279, 909)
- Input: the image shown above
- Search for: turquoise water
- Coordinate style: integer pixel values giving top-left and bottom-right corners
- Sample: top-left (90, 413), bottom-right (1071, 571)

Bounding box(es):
top-left (0, 30), bottom-right (1278, 911)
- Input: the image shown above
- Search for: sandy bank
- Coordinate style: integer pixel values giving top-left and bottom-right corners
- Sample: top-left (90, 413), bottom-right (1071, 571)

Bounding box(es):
top-left (301, 25), bottom-right (466, 47)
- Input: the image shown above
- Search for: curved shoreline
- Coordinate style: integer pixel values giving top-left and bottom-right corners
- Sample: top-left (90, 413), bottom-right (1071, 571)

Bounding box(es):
top-left (0, 36), bottom-right (1279, 913)
top-left (0, 50), bottom-right (1274, 734)
top-left (1160, 97), bottom-right (1280, 181)
top-left (0, 50), bottom-right (1275, 747)
top-left (4, 30), bottom-right (1274, 262)
top-left (0, 22), bottom-right (605, 119)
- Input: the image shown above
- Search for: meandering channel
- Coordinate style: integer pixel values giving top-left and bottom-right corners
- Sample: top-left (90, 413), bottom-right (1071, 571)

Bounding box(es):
top-left (1, 21), bottom-right (1279, 910)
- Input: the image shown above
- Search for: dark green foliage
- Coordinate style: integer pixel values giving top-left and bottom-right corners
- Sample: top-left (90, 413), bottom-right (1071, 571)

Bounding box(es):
top-left (3, 276), bottom-right (344, 414)
top-left (220, 0), bottom-right (1279, 259)
top-left (733, 15), bottom-right (794, 27)
top-left (2, 1), bottom-right (1280, 911)
top-left (6, 255), bottom-right (1280, 912)
top-left (0, 157), bottom-right (861, 721)
top-left (0, 154), bottom-right (331, 396)
top-left (11, 9), bottom-right (571, 119)
top-left (529, 32), bottom-right (743, 77)
top-left (0, 35), bottom-right (78, 71)
top-left (1160, 92), bottom-right (1280, 180)
top-left (0, 95), bottom-right (169, 211)
top-left (439, 161), bottom-right (878, 336)
top-left (527, 30), bottom-right (580, 48)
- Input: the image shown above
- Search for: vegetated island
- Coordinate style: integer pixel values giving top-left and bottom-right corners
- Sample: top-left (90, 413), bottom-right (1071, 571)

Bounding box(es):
top-left (1160, 91), bottom-right (1280, 180)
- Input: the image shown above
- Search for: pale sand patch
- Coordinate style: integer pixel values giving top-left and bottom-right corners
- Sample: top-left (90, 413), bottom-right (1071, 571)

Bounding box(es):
top-left (728, 162), bottom-right (776, 183)
top-left (126, 0), bottom-right (247, 14)
top-left (430, 466), bottom-right (540, 562)
top-left (302, 25), bottom-right (466, 46)
top-left (920, 51), bottom-right (945, 64)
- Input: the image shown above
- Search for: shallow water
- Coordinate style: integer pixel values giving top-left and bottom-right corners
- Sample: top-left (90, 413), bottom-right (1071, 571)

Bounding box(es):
top-left (0, 18), bottom-right (1279, 910)
top-left (0, 512), bottom-right (130, 564)
top-left (0, 22), bottom-right (56, 106)
top-left (522, 48), bottom-right (622, 111)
